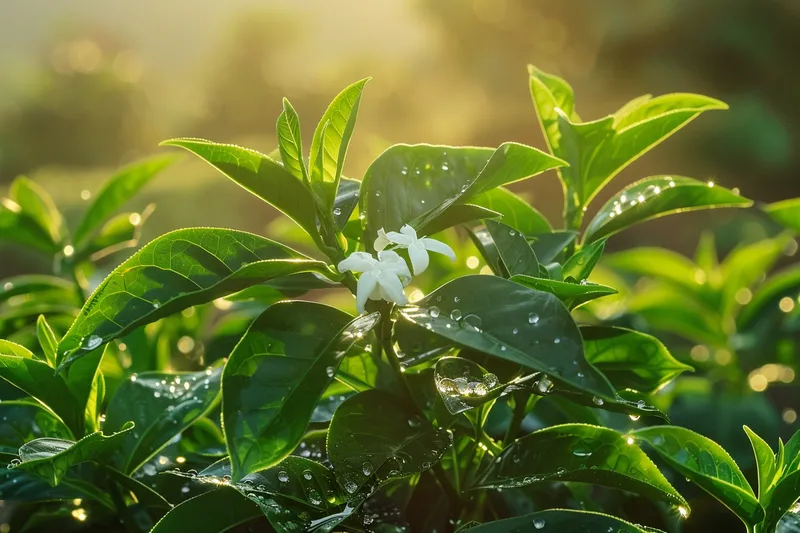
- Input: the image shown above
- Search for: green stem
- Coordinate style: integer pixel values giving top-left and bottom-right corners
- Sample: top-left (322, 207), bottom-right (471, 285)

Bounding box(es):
top-left (504, 391), bottom-right (530, 444)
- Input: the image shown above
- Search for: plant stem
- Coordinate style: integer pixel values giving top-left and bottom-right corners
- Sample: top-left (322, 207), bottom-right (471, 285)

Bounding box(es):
top-left (503, 391), bottom-right (530, 444)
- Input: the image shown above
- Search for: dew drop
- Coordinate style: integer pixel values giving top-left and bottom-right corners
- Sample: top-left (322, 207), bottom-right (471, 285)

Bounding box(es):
top-left (482, 373), bottom-right (498, 388)
top-left (277, 470), bottom-right (289, 483)
top-left (450, 309), bottom-right (462, 321)
top-left (592, 397), bottom-right (604, 406)
top-left (474, 383), bottom-right (488, 396)
top-left (302, 470), bottom-right (313, 481)
top-left (344, 479), bottom-right (358, 494)
top-left (325, 366), bottom-right (335, 377)
top-left (537, 376), bottom-right (553, 394)
top-left (429, 306), bottom-right (440, 318)
top-left (308, 489), bottom-right (322, 505)
top-left (553, 338), bottom-right (560, 344)
top-left (453, 296), bottom-right (460, 303)
top-left (512, 327), bottom-right (519, 335)
top-left (85, 335), bottom-right (102, 350)
top-left (528, 313), bottom-right (540, 325)
top-left (362, 462), bottom-right (373, 476)
top-left (629, 414), bottom-right (641, 421)
top-left (333, 207), bottom-right (342, 216)
top-left (463, 314), bottom-right (482, 331)
top-left (533, 518), bottom-right (546, 529)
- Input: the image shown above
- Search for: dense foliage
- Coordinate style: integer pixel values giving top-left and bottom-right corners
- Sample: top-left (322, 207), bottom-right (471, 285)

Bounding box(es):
top-left (1, 65), bottom-right (799, 532)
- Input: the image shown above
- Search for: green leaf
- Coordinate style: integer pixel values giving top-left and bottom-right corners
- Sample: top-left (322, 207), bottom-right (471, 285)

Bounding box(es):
top-left (333, 177), bottom-right (361, 231)
top-left (720, 234), bottom-right (792, 314)
top-left (0, 275), bottom-right (79, 306)
top-left (328, 389), bottom-right (452, 493)
top-left (470, 187), bottom-right (552, 235)
top-left (604, 247), bottom-right (710, 299)
top-left (73, 155), bottom-right (175, 247)
top-left (400, 275), bottom-right (615, 398)
top-left (417, 204), bottom-right (500, 238)
top-left (743, 425), bottom-right (777, 500)
top-left (510, 275), bottom-right (618, 310)
top-left (562, 239), bottom-right (605, 281)
top-left (76, 207), bottom-right (154, 262)
top-left (0, 197), bottom-right (61, 254)
top-left (485, 219), bottom-right (539, 277)
top-left (738, 266), bottom-right (800, 330)
top-left (0, 401), bottom-right (72, 455)
top-left (105, 466), bottom-right (172, 511)
top-left (150, 488), bottom-right (260, 533)
top-left (528, 64), bottom-right (580, 152)
top-left (14, 422), bottom-right (133, 486)
top-left (9, 177), bottom-right (65, 247)
top-left (581, 326), bottom-right (693, 394)
top-left (223, 302), bottom-right (380, 481)
top-left (763, 470), bottom-right (800, 533)
top-left (466, 508), bottom-right (663, 533)
top-left (36, 315), bottom-right (59, 367)
top-left (584, 176), bottom-right (751, 243)
top-left (161, 139), bottom-right (318, 238)
top-left (634, 426), bottom-right (764, 526)
top-left (0, 340), bottom-right (82, 436)
top-left (56, 228), bottom-right (334, 370)
top-left (104, 367), bottom-right (222, 474)
top-left (276, 97), bottom-right (308, 184)
top-left (474, 423), bottom-right (687, 508)
top-left (529, 231), bottom-right (578, 264)
top-left (765, 198), bottom-right (800, 233)
top-left (309, 78), bottom-right (369, 212)
top-left (434, 356), bottom-right (504, 415)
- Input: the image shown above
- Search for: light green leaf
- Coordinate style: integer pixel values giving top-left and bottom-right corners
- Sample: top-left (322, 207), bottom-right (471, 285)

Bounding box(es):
top-left (563, 239), bottom-right (605, 281)
top-left (14, 422), bottom-right (133, 485)
top-left (470, 187), bottom-right (552, 235)
top-left (510, 275), bottom-right (618, 310)
top-left (581, 326), bottom-right (693, 394)
top-left (466, 509), bottom-right (663, 533)
top-left (738, 266), bottom-right (800, 330)
top-left (634, 426), bottom-right (764, 526)
top-left (309, 78), bottom-right (369, 212)
top-left (485, 219), bottom-right (539, 277)
top-left (73, 155), bottom-right (175, 247)
top-left (604, 247), bottom-right (708, 297)
top-left (160, 139), bottom-right (318, 238)
top-left (743, 425), bottom-right (777, 500)
top-left (400, 275), bottom-right (616, 398)
top-left (276, 97), bottom-right (308, 184)
top-left (56, 228), bottom-right (335, 370)
top-left (223, 302), bottom-right (380, 481)
top-left (36, 315), bottom-right (58, 366)
top-left (474, 423), bottom-right (687, 508)
top-left (76, 206), bottom-right (154, 262)
top-left (765, 198), bottom-right (800, 233)
top-left (0, 197), bottom-right (60, 254)
top-left (9, 177), bottom-right (65, 247)
top-left (585, 176), bottom-right (751, 243)
top-left (720, 234), bottom-right (792, 315)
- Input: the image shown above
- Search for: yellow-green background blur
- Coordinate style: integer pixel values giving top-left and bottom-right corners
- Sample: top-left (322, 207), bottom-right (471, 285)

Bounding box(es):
top-left (1, 0), bottom-right (798, 276)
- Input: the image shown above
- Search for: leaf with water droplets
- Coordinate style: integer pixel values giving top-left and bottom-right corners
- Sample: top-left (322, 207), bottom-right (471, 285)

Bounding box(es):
top-left (328, 390), bottom-right (452, 493)
top-left (634, 425), bottom-right (764, 526)
top-left (104, 367), bottom-right (223, 474)
top-left (510, 275), bottom-right (618, 310)
top-left (401, 276), bottom-right (615, 399)
top-left (223, 302), bottom-right (380, 481)
top-left (474, 423), bottom-right (687, 509)
top-left (56, 228), bottom-right (336, 371)
top-left (464, 508), bottom-right (664, 532)
top-left (585, 176), bottom-right (752, 244)
top-left (485, 219), bottom-right (539, 277)
top-left (14, 422), bottom-right (133, 486)
top-left (333, 177), bottom-right (361, 231)
top-left (0, 401), bottom-right (72, 455)
top-left (562, 239), bottom-right (605, 281)
top-left (434, 356), bottom-right (503, 415)
top-left (581, 326), bottom-right (693, 394)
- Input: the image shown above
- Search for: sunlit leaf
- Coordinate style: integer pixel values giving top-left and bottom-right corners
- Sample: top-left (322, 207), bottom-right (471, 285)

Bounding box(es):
top-left (765, 198), bottom-right (800, 233)
top-left (470, 187), bottom-right (551, 235)
top-left (510, 275), bottom-right (617, 310)
top-left (562, 239), bottom-right (605, 281)
top-left (743, 425), bottom-right (777, 500)
top-left (9, 177), bottom-right (65, 247)
top-left (276, 97), bottom-right (308, 184)
top-left (0, 197), bottom-right (60, 254)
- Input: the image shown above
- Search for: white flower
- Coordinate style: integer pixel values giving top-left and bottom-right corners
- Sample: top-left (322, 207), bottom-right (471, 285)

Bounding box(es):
top-left (337, 251), bottom-right (412, 313)
top-left (374, 224), bottom-right (456, 275)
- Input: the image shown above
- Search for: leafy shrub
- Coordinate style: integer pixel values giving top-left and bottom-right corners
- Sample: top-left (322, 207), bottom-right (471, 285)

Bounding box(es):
top-left (1, 65), bottom-right (799, 533)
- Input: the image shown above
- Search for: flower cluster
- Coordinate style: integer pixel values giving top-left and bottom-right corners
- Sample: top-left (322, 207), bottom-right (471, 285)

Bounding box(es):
top-left (338, 224), bottom-right (456, 312)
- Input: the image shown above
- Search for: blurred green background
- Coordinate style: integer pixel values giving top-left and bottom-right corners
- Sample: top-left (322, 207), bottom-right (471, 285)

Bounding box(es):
top-left (1, 0), bottom-right (798, 271)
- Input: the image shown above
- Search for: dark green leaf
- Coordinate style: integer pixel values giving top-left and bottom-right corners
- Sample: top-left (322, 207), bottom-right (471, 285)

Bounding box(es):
top-left (0, 464), bottom-right (113, 507)
top-left (0, 401), bottom-right (72, 455)
top-left (470, 187), bottom-right (551, 235)
top-left (584, 176), bottom-right (751, 243)
top-left (400, 276), bottom-right (615, 399)
top-left (309, 78), bottom-right (369, 212)
top-left (417, 204), bottom-right (500, 237)
top-left (73, 155), bottom-right (175, 247)
top-left (223, 302), bottom-right (380, 481)
top-left (276, 97), bottom-right (308, 184)
top-left (466, 508), bottom-right (663, 533)
top-left (161, 139), bottom-right (318, 237)
top-left (328, 389), bottom-right (452, 493)
top-left (765, 198), bottom-right (800, 233)
top-left (743, 425), bottom-right (777, 500)
top-left (105, 466), bottom-right (172, 511)
top-left (634, 426), bottom-right (764, 526)
top-left (562, 240), bottom-right (605, 281)
top-left (581, 326), bottom-right (693, 394)
top-left (57, 228), bottom-right (335, 370)
top-left (14, 422), bottom-right (133, 485)
top-left (510, 275), bottom-right (618, 310)
top-left (150, 488), bottom-right (261, 533)
top-left (763, 470), bottom-right (800, 533)
top-left (474, 423), bottom-right (687, 508)
top-left (528, 231), bottom-right (578, 264)
top-left (485, 220), bottom-right (539, 277)
top-left (333, 177), bottom-right (361, 231)
top-left (466, 227), bottom-right (507, 276)
top-left (104, 367), bottom-right (222, 474)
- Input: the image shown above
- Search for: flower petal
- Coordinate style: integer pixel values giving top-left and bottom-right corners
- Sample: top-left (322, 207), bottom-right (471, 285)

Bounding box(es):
top-left (376, 271), bottom-right (408, 306)
top-left (408, 242), bottom-right (430, 275)
top-left (356, 271), bottom-right (378, 313)
top-left (385, 230), bottom-right (414, 246)
top-left (374, 228), bottom-right (391, 252)
top-left (378, 250), bottom-right (412, 279)
top-left (338, 252), bottom-right (377, 273)
top-left (400, 225), bottom-right (418, 239)
top-left (422, 238), bottom-right (456, 262)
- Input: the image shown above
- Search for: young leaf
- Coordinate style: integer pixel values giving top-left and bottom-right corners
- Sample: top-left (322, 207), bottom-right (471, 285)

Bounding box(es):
top-left (160, 139), bottom-right (319, 238)
top-left (400, 275), bottom-right (616, 399)
top-left (510, 276), bottom-right (618, 311)
top-left (56, 228), bottom-right (336, 370)
top-left (581, 326), bottom-right (693, 394)
top-left (634, 426), bottom-right (765, 526)
top-left (72, 155), bottom-right (175, 247)
top-left (9, 177), bottom-right (66, 247)
top-left (309, 78), bottom-right (369, 213)
top-left (485, 219), bottom-right (539, 277)
top-left (0, 197), bottom-right (61, 254)
top-left (36, 315), bottom-right (58, 367)
top-left (150, 488), bottom-right (261, 533)
top-left (474, 424), bottom-right (687, 508)
top-left (562, 239), bottom-right (605, 281)
top-left (328, 389), bottom-right (452, 493)
top-left (764, 198), bottom-right (800, 233)
top-left (14, 422), bottom-right (133, 486)
top-left (465, 509), bottom-right (664, 533)
top-left (223, 303), bottom-right (380, 481)
top-left (584, 176), bottom-right (751, 243)
top-left (470, 187), bottom-right (552, 235)
top-left (276, 97), bottom-right (308, 184)
top-left (104, 367), bottom-right (222, 474)
top-left (743, 425), bottom-right (777, 499)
